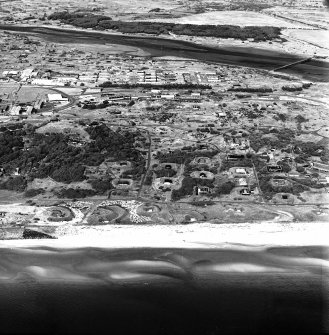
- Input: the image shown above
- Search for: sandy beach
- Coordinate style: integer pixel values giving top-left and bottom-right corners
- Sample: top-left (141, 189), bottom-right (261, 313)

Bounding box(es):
top-left (1, 221), bottom-right (328, 249)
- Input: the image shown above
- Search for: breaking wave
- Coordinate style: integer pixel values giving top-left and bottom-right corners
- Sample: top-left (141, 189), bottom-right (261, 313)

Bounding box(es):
top-left (0, 245), bottom-right (327, 334)
top-left (0, 245), bottom-right (327, 283)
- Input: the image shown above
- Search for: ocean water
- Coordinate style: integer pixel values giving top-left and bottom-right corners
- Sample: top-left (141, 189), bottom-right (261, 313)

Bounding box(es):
top-left (0, 246), bottom-right (327, 334)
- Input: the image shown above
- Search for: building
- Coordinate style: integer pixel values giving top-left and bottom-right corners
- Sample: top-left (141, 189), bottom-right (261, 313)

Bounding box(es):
top-left (267, 165), bottom-right (283, 173)
top-left (32, 79), bottom-right (65, 86)
top-left (196, 186), bottom-right (210, 195)
top-left (318, 177), bottom-right (329, 184)
top-left (10, 106), bottom-right (21, 115)
top-left (161, 94), bottom-right (176, 100)
top-left (227, 154), bottom-right (245, 161)
top-left (20, 68), bottom-right (34, 80)
top-left (312, 162), bottom-right (329, 173)
top-left (3, 70), bottom-right (19, 77)
top-left (48, 94), bottom-right (69, 102)
top-left (235, 178), bottom-right (248, 187)
top-left (288, 172), bottom-right (301, 178)
top-left (235, 168), bottom-right (247, 175)
top-left (240, 189), bottom-right (251, 196)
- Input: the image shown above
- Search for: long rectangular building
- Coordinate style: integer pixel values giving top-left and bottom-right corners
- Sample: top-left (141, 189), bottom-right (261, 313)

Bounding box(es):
top-left (312, 162), bottom-right (329, 172)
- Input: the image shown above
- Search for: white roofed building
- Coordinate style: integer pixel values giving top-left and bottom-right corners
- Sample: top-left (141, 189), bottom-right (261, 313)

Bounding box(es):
top-left (47, 94), bottom-right (68, 102)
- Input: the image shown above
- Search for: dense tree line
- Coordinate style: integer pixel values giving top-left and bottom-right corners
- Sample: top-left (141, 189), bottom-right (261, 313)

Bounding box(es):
top-left (48, 12), bottom-right (110, 28)
top-left (48, 12), bottom-right (281, 41)
top-left (99, 82), bottom-right (212, 89)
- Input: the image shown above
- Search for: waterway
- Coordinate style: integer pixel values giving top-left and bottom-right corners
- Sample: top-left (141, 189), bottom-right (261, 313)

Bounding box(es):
top-left (1, 24), bottom-right (329, 82)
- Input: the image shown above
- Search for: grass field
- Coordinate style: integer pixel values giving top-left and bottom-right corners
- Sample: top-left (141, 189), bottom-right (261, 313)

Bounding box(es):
top-left (17, 86), bottom-right (55, 103)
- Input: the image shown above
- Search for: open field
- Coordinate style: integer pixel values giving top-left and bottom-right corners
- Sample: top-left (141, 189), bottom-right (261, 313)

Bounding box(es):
top-left (36, 120), bottom-right (91, 139)
top-left (67, 41), bottom-right (149, 56)
top-left (0, 0), bottom-right (189, 21)
top-left (17, 86), bottom-right (55, 103)
top-left (0, 190), bottom-right (25, 203)
top-left (264, 6), bottom-right (329, 29)
top-left (99, 0), bottom-right (184, 18)
top-left (155, 31), bottom-right (329, 58)
top-left (0, 84), bottom-right (20, 96)
top-left (137, 11), bottom-right (308, 28)
top-left (0, 85), bottom-right (58, 103)
top-left (1, 0), bottom-right (327, 20)
top-left (283, 29), bottom-right (329, 50)
top-left (318, 126), bottom-right (329, 138)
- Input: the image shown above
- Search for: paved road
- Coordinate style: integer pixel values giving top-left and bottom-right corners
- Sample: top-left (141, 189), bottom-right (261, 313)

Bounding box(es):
top-left (137, 129), bottom-right (152, 198)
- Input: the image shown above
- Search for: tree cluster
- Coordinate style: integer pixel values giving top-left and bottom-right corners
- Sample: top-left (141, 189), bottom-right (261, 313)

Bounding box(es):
top-left (212, 181), bottom-right (235, 197)
top-left (48, 12), bottom-right (281, 41)
top-left (228, 86), bottom-right (273, 93)
top-left (88, 177), bottom-right (113, 194)
top-left (0, 176), bottom-right (27, 192)
top-left (249, 128), bottom-right (295, 153)
top-left (0, 123), bottom-right (145, 193)
top-left (172, 177), bottom-right (214, 201)
top-left (155, 148), bottom-right (218, 164)
top-left (56, 188), bottom-right (97, 199)
top-left (258, 175), bottom-right (309, 200)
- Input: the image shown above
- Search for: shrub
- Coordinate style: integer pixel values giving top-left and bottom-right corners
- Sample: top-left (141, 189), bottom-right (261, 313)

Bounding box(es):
top-left (24, 188), bottom-right (45, 197)
top-left (0, 176), bottom-right (27, 192)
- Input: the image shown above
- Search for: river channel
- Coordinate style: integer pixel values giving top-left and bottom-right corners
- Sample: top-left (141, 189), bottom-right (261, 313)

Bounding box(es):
top-left (1, 24), bottom-right (329, 82)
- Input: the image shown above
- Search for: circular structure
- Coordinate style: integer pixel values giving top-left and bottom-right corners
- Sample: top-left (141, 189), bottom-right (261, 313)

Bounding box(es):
top-left (87, 205), bottom-right (127, 225)
top-left (193, 157), bottom-right (211, 165)
top-left (137, 204), bottom-right (161, 217)
top-left (48, 206), bottom-right (74, 222)
top-left (112, 178), bottom-right (133, 189)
